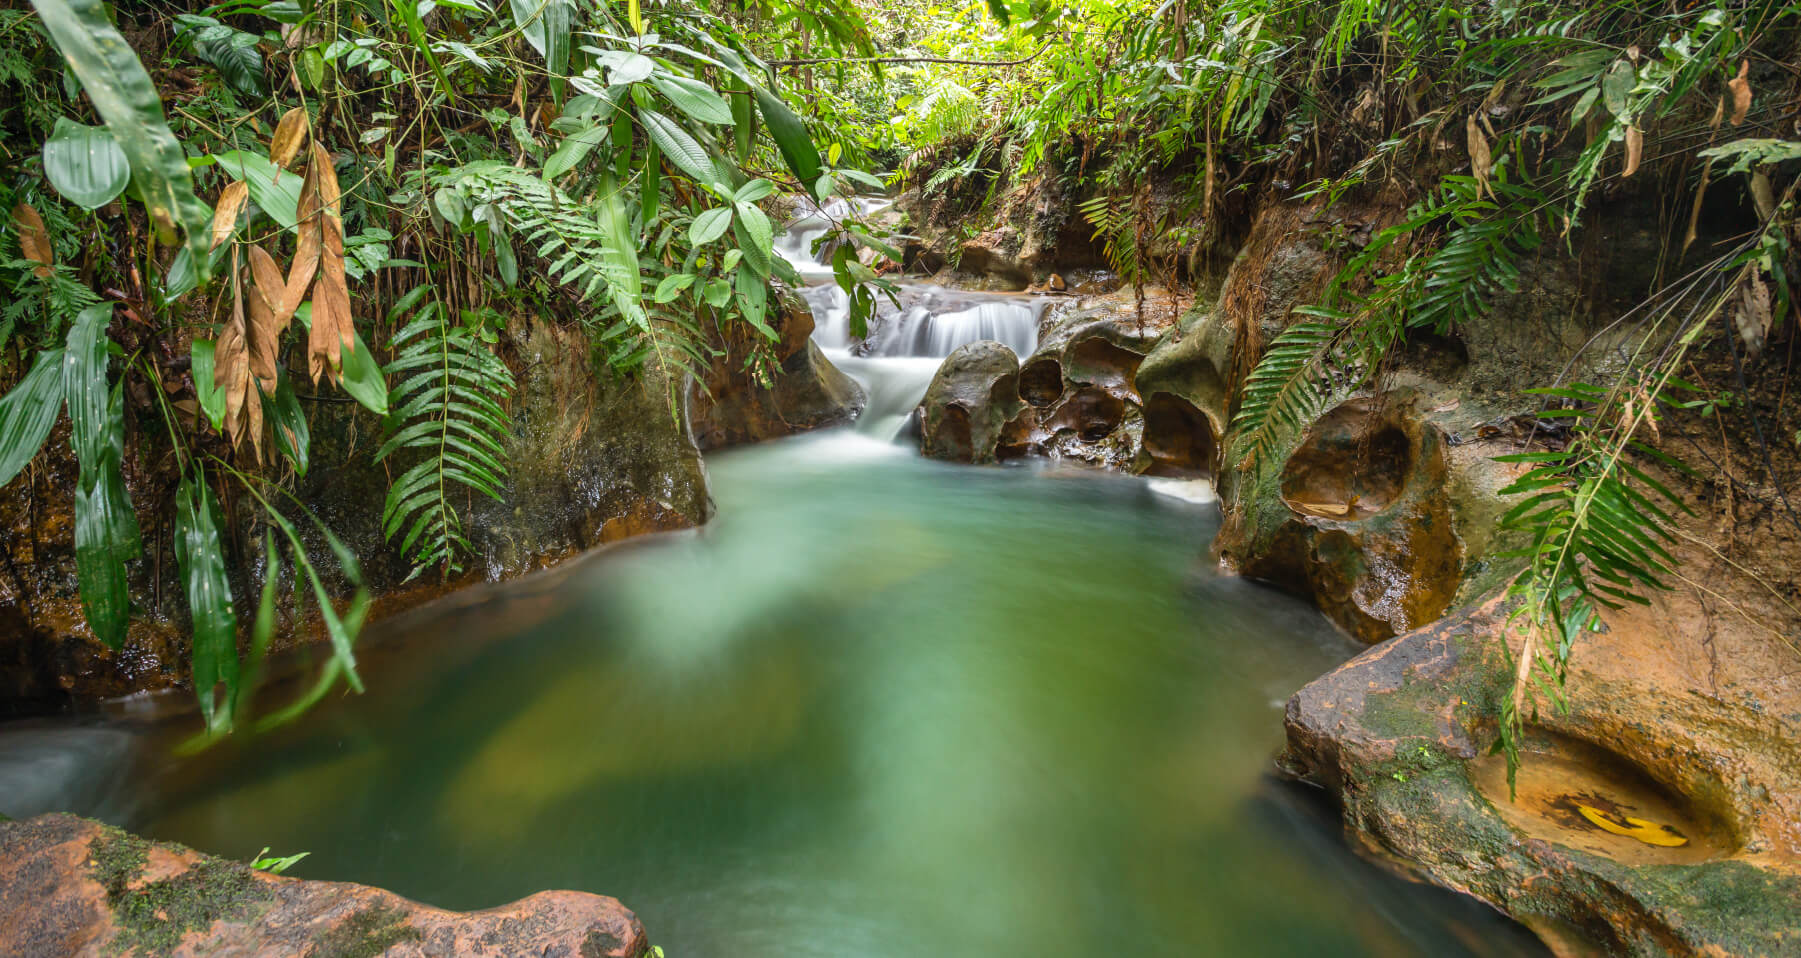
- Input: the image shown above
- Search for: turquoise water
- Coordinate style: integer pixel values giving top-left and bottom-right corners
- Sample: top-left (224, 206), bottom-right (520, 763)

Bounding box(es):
top-left (93, 431), bottom-right (1543, 957)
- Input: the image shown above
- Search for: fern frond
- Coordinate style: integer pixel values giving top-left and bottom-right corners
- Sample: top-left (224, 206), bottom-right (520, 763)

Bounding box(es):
top-left (1227, 317), bottom-right (1342, 473)
top-left (377, 288), bottom-right (516, 582)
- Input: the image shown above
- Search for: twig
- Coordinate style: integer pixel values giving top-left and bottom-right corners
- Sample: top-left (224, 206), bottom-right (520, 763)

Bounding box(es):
top-left (768, 43), bottom-right (1053, 68)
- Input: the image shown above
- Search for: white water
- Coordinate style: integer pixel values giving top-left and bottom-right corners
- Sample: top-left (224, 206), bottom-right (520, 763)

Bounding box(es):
top-left (776, 199), bottom-right (1044, 439)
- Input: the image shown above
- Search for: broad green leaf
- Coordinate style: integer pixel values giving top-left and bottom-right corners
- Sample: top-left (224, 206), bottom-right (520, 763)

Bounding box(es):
top-left (639, 110), bottom-right (718, 189)
top-left (175, 475), bottom-right (238, 732)
top-left (732, 178), bottom-right (775, 204)
top-left (215, 150), bottom-right (302, 229)
top-left (689, 206), bottom-right (732, 245)
top-left (190, 25), bottom-right (265, 96)
top-left (753, 85), bottom-right (822, 197)
top-left (729, 79), bottom-right (755, 161)
top-left (42, 118), bottom-right (129, 210)
top-left (31, 0), bottom-right (212, 272)
top-left (653, 272), bottom-right (694, 303)
top-left (595, 171), bottom-right (644, 326)
top-left (702, 277), bottom-right (731, 307)
top-left (339, 332), bottom-right (389, 415)
top-left (1601, 59), bottom-right (1634, 118)
top-left (735, 269), bottom-right (772, 338)
top-left (64, 304), bottom-right (140, 650)
top-left (734, 202), bottom-right (773, 275)
top-left (650, 73), bottom-right (733, 125)
top-left (544, 124), bottom-right (607, 178)
top-left (191, 338), bottom-right (226, 430)
top-left (0, 348), bottom-right (68, 487)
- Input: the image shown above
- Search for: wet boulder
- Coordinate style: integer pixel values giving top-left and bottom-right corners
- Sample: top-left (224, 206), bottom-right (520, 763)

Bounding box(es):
top-left (690, 289), bottom-right (867, 449)
top-left (919, 341), bottom-right (1026, 464)
top-left (0, 813), bottom-right (651, 957)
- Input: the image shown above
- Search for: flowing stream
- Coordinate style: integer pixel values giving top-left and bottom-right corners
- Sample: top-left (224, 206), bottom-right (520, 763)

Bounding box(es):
top-left (0, 209), bottom-right (1546, 957)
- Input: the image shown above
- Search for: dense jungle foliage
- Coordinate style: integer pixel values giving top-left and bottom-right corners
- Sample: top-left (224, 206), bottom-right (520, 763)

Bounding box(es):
top-left (2, 0), bottom-right (1799, 777)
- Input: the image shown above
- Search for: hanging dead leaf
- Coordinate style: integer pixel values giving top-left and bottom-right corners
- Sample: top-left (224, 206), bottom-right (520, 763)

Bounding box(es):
top-left (1736, 272), bottom-right (1773, 358)
top-left (215, 267), bottom-right (254, 448)
top-left (269, 107), bottom-right (309, 169)
top-left (1709, 95), bottom-right (1725, 131)
top-left (284, 149), bottom-right (326, 321)
top-left (1752, 170), bottom-right (1776, 221)
top-left (209, 181), bottom-right (249, 251)
top-left (1682, 159), bottom-right (1714, 259)
top-left (1466, 114), bottom-right (1493, 200)
top-left (246, 244), bottom-right (290, 333)
top-left (1622, 124), bottom-right (1643, 178)
top-left (245, 267), bottom-right (281, 392)
top-left (305, 142), bottom-right (355, 384)
top-left (1729, 60), bottom-right (1751, 126)
top-left (11, 204), bottom-right (53, 278)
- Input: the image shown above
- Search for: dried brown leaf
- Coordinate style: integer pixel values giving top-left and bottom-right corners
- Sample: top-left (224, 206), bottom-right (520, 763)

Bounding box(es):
top-left (209, 181), bottom-right (249, 251)
top-left (246, 244), bottom-right (290, 333)
top-left (1682, 159), bottom-right (1713, 259)
top-left (308, 211), bottom-right (354, 384)
top-left (305, 143), bottom-right (353, 384)
top-left (1736, 273), bottom-right (1773, 358)
top-left (1466, 114), bottom-right (1492, 199)
top-left (1622, 124), bottom-right (1643, 178)
top-left (269, 107), bottom-right (309, 169)
top-left (216, 272), bottom-right (252, 447)
top-left (1729, 60), bottom-right (1751, 126)
top-left (285, 152), bottom-right (324, 321)
top-left (11, 203), bottom-right (52, 277)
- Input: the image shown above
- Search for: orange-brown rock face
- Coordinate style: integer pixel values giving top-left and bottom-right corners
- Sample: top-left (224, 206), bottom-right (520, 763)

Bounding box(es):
top-left (0, 813), bottom-right (650, 958)
top-left (689, 289), bottom-right (866, 450)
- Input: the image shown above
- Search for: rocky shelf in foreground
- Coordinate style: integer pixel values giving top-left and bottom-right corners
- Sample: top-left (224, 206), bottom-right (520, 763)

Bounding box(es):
top-left (0, 813), bottom-right (650, 958)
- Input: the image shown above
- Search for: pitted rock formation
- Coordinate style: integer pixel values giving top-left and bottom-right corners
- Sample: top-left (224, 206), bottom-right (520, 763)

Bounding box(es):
top-left (998, 300), bottom-right (1182, 471)
top-left (690, 289), bottom-right (867, 449)
top-left (1221, 394), bottom-right (1464, 643)
top-left (0, 814), bottom-right (650, 958)
top-left (1283, 598), bottom-right (1801, 955)
top-left (919, 341), bottom-right (1026, 464)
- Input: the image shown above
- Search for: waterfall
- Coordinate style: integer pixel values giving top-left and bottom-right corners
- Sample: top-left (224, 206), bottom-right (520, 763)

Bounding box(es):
top-left (777, 200), bottom-right (1045, 440)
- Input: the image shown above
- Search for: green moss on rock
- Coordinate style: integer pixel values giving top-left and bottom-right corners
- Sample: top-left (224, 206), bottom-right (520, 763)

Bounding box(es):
top-left (308, 903), bottom-right (423, 958)
top-left (89, 827), bottom-right (272, 956)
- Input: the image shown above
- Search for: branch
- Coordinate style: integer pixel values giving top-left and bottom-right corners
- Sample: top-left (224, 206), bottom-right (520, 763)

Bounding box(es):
top-left (768, 42), bottom-right (1053, 69)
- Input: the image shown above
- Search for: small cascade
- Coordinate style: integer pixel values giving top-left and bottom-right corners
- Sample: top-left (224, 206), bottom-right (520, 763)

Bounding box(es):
top-left (777, 199), bottom-right (1046, 439)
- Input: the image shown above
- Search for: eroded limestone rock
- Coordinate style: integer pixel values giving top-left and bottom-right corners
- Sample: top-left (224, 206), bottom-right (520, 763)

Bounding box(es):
top-left (0, 813), bottom-right (650, 957)
top-left (1219, 394), bottom-right (1465, 643)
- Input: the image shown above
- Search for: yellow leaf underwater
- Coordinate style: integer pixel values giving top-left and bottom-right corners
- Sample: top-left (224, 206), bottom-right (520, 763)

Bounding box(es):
top-left (1575, 802), bottom-right (1690, 847)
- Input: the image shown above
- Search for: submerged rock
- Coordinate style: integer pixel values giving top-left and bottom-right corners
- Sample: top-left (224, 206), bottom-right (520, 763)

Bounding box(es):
top-left (0, 813), bottom-right (650, 957)
top-left (919, 341), bottom-right (1025, 463)
top-left (690, 289), bottom-right (866, 449)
